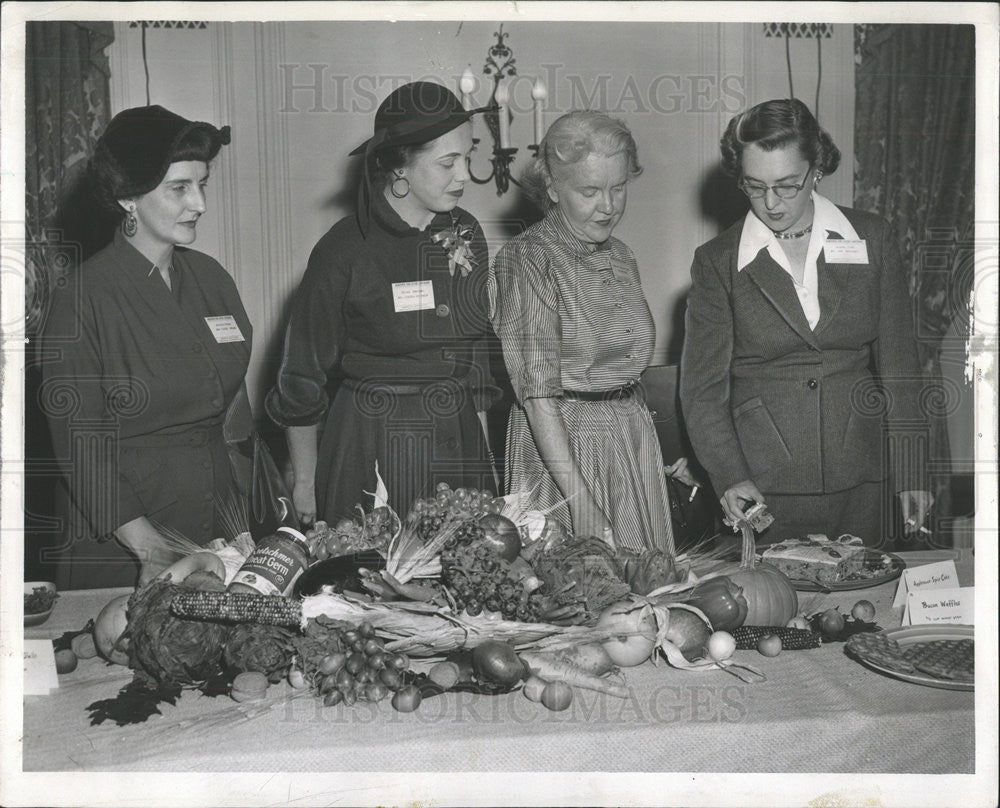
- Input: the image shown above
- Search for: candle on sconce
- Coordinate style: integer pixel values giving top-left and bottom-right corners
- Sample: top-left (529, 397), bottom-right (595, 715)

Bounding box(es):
top-left (495, 81), bottom-right (511, 149)
top-left (459, 67), bottom-right (476, 110)
top-left (531, 78), bottom-right (547, 146)
top-left (460, 67), bottom-right (477, 139)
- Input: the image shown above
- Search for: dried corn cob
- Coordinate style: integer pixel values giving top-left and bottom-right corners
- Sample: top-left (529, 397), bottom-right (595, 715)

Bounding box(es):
top-left (732, 625), bottom-right (820, 650)
top-left (171, 590), bottom-right (302, 626)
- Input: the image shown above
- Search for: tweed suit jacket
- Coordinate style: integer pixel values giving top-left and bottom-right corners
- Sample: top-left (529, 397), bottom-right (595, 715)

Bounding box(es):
top-left (680, 205), bottom-right (925, 497)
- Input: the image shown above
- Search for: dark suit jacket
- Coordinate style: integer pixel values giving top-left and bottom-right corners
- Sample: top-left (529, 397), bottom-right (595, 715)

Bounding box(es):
top-left (679, 206), bottom-right (925, 497)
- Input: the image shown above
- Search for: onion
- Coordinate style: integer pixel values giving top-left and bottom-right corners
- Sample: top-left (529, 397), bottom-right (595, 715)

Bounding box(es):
top-left (663, 607), bottom-right (712, 662)
top-left (472, 639), bottom-right (525, 686)
top-left (94, 594), bottom-right (130, 666)
top-left (476, 513), bottom-right (522, 562)
top-left (596, 601), bottom-right (657, 667)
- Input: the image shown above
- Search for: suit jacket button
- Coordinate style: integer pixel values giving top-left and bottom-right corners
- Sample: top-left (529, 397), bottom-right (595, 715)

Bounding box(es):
top-left (436, 304), bottom-right (450, 318)
top-left (807, 378), bottom-right (818, 389)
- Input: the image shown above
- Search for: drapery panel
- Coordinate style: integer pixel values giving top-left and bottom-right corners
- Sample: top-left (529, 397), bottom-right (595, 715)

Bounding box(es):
top-left (854, 24), bottom-right (976, 540)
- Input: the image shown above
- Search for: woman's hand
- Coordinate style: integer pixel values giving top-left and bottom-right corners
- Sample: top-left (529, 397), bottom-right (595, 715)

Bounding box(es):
top-left (292, 478), bottom-right (317, 527)
top-left (720, 479), bottom-right (765, 526)
top-left (899, 489), bottom-right (935, 535)
top-left (665, 456), bottom-right (699, 489)
top-left (114, 517), bottom-right (179, 587)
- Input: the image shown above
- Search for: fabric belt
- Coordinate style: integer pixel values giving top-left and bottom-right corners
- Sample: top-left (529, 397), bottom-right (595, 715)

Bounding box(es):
top-left (120, 421), bottom-right (225, 449)
top-left (562, 379), bottom-right (640, 402)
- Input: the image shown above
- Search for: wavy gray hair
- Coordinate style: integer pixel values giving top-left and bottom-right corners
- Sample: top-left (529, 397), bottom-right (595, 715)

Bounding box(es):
top-left (520, 110), bottom-right (642, 210)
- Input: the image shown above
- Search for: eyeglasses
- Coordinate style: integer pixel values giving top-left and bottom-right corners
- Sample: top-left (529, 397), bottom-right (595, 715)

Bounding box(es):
top-left (739, 167), bottom-right (813, 200)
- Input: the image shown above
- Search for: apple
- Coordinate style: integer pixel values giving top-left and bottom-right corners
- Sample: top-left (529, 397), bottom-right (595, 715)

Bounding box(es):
top-left (817, 608), bottom-right (846, 637)
top-left (756, 635), bottom-right (782, 657)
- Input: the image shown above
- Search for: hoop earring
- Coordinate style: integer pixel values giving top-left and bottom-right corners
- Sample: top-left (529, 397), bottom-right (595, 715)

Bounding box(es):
top-left (390, 174), bottom-right (410, 199)
top-left (122, 209), bottom-right (138, 237)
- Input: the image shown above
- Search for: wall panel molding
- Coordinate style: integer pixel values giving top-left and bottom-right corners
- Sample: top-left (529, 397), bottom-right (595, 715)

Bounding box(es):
top-left (211, 23), bottom-right (241, 279)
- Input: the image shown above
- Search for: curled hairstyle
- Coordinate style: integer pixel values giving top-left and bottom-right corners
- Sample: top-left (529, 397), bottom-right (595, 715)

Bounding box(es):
top-left (720, 98), bottom-right (841, 178)
top-left (371, 142), bottom-right (432, 188)
top-left (90, 125), bottom-right (224, 220)
top-left (520, 110), bottom-right (642, 210)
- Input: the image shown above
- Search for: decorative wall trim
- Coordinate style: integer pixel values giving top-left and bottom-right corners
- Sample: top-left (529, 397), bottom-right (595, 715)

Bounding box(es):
top-left (128, 21), bottom-right (210, 30)
top-left (253, 22), bottom-right (294, 346)
top-left (211, 23), bottom-right (240, 279)
top-left (763, 23), bottom-right (833, 39)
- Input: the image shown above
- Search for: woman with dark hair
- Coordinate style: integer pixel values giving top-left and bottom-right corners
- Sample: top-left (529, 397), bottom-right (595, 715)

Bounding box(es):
top-left (41, 105), bottom-right (252, 587)
top-left (490, 110), bottom-right (682, 557)
top-left (266, 82), bottom-right (497, 524)
top-left (680, 98), bottom-right (932, 545)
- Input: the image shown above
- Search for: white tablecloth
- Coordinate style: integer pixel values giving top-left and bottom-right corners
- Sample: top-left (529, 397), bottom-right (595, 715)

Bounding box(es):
top-left (21, 551), bottom-right (976, 774)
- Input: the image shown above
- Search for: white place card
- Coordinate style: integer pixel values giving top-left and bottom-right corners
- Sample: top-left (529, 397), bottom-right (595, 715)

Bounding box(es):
top-left (904, 586), bottom-right (975, 625)
top-left (892, 559), bottom-right (959, 608)
top-left (24, 640), bottom-right (60, 696)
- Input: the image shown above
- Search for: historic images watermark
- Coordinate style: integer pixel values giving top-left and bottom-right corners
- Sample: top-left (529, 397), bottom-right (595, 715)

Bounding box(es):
top-left (276, 65), bottom-right (747, 117)
top-left (279, 681), bottom-right (751, 727)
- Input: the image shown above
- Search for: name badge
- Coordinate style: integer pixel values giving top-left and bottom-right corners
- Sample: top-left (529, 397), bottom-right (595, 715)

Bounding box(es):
top-left (610, 257), bottom-right (633, 282)
top-left (823, 239), bottom-right (869, 264)
top-left (392, 280), bottom-right (435, 312)
top-left (204, 315), bottom-right (245, 343)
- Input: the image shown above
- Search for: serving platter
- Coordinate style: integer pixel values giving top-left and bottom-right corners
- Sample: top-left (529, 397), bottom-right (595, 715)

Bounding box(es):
top-left (782, 549), bottom-right (905, 592)
top-left (846, 624), bottom-right (974, 690)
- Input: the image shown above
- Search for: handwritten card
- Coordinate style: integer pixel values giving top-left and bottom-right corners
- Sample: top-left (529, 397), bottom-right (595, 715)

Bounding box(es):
top-left (24, 640), bottom-right (59, 696)
top-left (892, 559), bottom-right (959, 608)
top-left (904, 586), bottom-right (975, 625)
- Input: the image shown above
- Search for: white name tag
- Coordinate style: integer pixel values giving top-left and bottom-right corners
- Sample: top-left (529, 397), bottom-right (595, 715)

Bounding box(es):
top-left (392, 280), bottom-right (435, 312)
top-left (823, 239), bottom-right (869, 264)
top-left (204, 315), bottom-right (245, 343)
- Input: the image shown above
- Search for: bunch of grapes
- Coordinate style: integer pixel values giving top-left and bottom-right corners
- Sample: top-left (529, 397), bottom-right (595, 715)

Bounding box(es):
top-left (405, 482), bottom-right (502, 543)
top-left (439, 521), bottom-right (542, 622)
top-left (306, 506), bottom-right (399, 561)
top-left (290, 617), bottom-right (419, 710)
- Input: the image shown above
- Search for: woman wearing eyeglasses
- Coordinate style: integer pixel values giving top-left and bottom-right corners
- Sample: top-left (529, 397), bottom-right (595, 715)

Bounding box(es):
top-left (680, 99), bottom-right (932, 546)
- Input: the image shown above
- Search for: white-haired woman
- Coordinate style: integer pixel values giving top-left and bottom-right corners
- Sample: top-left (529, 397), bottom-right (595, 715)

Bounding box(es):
top-left (489, 110), bottom-right (681, 558)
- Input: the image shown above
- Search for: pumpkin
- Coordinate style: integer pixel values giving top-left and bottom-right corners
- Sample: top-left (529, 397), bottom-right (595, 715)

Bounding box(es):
top-left (726, 521), bottom-right (798, 626)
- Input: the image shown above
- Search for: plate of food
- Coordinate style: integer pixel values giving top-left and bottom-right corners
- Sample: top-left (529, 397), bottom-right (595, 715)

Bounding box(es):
top-left (845, 624), bottom-right (974, 690)
top-left (758, 535), bottom-right (905, 591)
top-left (24, 581), bottom-right (58, 626)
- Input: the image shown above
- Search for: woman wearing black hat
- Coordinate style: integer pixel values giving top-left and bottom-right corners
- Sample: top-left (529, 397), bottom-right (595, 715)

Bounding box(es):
top-left (266, 81), bottom-right (497, 525)
top-left (41, 105), bottom-right (252, 588)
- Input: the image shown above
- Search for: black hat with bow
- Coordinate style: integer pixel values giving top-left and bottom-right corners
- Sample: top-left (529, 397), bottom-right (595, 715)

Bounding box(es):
top-left (351, 81), bottom-right (487, 235)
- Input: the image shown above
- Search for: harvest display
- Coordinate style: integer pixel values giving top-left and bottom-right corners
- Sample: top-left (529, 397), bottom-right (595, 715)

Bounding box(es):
top-left (63, 484), bottom-right (893, 725)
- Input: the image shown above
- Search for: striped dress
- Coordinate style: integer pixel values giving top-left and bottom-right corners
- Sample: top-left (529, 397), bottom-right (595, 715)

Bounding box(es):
top-left (489, 209), bottom-right (675, 555)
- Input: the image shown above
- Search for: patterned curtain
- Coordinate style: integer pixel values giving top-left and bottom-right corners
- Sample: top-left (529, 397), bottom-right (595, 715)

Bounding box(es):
top-left (24, 22), bottom-right (114, 582)
top-left (854, 24), bottom-right (976, 540)
top-left (25, 21), bottom-right (114, 336)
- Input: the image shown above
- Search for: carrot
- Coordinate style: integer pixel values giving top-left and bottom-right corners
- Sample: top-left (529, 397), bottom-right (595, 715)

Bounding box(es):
top-left (519, 651), bottom-right (629, 698)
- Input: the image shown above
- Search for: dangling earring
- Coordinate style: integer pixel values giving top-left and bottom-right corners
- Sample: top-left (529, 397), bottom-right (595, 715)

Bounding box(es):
top-left (814, 170), bottom-right (823, 186)
top-left (122, 208), bottom-right (137, 237)
top-left (390, 172), bottom-right (410, 199)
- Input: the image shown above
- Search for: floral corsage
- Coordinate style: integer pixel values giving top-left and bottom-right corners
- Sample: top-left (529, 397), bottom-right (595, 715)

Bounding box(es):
top-left (432, 216), bottom-right (478, 277)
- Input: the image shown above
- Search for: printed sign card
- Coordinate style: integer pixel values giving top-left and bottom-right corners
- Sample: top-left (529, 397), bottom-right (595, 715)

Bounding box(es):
top-left (392, 280), bottom-right (435, 312)
top-left (904, 586), bottom-right (975, 625)
top-left (892, 559), bottom-right (959, 608)
top-left (24, 640), bottom-right (59, 696)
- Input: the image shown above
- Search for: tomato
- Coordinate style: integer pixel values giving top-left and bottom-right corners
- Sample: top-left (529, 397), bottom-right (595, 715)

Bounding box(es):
top-left (597, 601), bottom-right (657, 667)
top-left (757, 635), bottom-right (782, 657)
top-left (817, 608), bottom-right (846, 637)
top-left (851, 600), bottom-right (876, 622)
top-left (540, 681), bottom-right (573, 711)
top-left (391, 684), bottom-right (422, 712)
top-left (54, 648), bottom-right (78, 674)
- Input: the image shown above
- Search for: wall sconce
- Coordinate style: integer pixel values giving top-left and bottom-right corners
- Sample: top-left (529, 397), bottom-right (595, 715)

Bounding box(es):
top-left (460, 25), bottom-right (547, 195)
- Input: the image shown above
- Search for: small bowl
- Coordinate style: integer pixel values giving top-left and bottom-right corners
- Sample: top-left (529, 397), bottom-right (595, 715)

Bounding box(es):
top-left (24, 581), bottom-right (58, 627)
